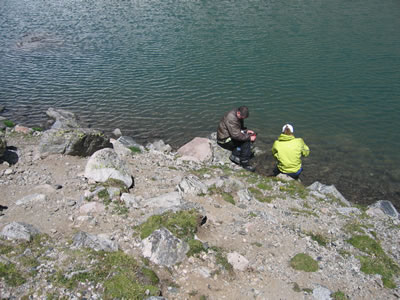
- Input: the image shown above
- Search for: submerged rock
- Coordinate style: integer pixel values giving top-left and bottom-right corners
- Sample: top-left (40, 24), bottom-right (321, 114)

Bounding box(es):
top-left (0, 222), bottom-right (40, 241)
top-left (46, 108), bottom-right (81, 129)
top-left (141, 227), bottom-right (189, 266)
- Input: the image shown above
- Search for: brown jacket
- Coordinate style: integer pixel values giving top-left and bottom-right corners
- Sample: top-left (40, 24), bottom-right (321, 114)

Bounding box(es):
top-left (217, 109), bottom-right (250, 142)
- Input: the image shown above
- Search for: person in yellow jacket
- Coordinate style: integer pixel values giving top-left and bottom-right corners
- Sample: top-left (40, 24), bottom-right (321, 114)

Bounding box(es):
top-left (271, 124), bottom-right (310, 179)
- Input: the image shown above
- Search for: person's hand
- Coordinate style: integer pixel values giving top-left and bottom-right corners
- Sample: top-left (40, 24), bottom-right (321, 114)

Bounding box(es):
top-left (250, 135), bottom-right (256, 142)
top-left (247, 130), bottom-right (255, 135)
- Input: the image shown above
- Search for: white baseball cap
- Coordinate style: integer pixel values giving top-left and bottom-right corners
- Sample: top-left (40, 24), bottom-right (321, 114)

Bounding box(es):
top-left (282, 124), bottom-right (294, 133)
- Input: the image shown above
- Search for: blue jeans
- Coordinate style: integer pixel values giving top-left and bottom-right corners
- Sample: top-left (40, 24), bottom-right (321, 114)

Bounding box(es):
top-left (274, 166), bottom-right (303, 180)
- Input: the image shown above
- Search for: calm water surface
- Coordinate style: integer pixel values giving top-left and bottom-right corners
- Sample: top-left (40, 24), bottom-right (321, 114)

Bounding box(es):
top-left (1, 0), bottom-right (400, 207)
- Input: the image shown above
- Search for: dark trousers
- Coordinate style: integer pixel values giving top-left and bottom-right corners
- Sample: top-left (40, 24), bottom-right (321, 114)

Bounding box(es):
top-left (218, 139), bottom-right (253, 162)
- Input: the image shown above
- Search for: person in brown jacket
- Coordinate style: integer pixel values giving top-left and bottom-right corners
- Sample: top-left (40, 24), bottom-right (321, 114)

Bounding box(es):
top-left (217, 106), bottom-right (257, 171)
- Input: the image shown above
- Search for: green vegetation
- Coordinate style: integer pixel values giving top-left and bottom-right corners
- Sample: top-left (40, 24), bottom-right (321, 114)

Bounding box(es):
top-left (129, 146), bottom-right (142, 154)
top-left (256, 181), bottom-right (273, 191)
top-left (53, 250), bottom-right (160, 298)
top-left (135, 210), bottom-right (204, 257)
top-left (279, 181), bottom-right (309, 199)
top-left (97, 189), bottom-right (111, 205)
top-left (209, 186), bottom-right (235, 205)
top-left (347, 235), bottom-right (400, 288)
top-left (211, 246), bottom-right (234, 275)
top-left (0, 262), bottom-right (26, 286)
top-left (251, 242), bottom-right (263, 247)
top-left (331, 290), bottom-right (349, 300)
top-left (187, 239), bottom-right (206, 257)
top-left (338, 249), bottom-right (351, 258)
top-left (32, 127), bottom-right (43, 132)
top-left (248, 187), bottom-right (273, 203)
top-left (289, 207), bottom-right (318, 218)
top-left (305, 231), bottom-right (329, 247)
top-left (290, 253), bottom-right (318, 272)
top-left (343, 222), bottom-right (367, 235)
top-left (3, 120), bottom-right (15, 127)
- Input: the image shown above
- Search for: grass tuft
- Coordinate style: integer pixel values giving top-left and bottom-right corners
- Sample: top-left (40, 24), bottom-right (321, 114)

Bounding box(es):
top-left (290, 253), bottom-right (318, 272)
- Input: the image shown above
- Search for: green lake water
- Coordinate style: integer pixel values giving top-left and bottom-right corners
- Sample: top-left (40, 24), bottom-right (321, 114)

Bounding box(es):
top-left (1, 0), bottom-right (399, 207)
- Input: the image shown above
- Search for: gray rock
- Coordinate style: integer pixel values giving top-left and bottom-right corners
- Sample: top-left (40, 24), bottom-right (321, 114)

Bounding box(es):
top-left (237, 189), bottom-right (253, 202)
top-left (112, 128), bottom-right (122, 138)
top-left (84, 148), bottom-right (133, 188)
top-left (177, 175), bottom-right (208, 195)
top-left (144, 192), bottom-right (182, 209)
top-left (72, 231), bottom-right (118, 252)
top-left (107, 187), bottom-right (121, 197)
top-left (121, 193), bottom-right (140, 208)
top-left (141, 227), bottom-right (189, 266)
top-left (307, 181), bottom-right (351, 206)
top-left (336, 207), bottom-right (361, 216)
top-left (312, 285), bottom-right (332, 300)
top-left (146, 139), bottom-right (172, 153)
top-left (0, 105), bottom-right (4, 113)
top-left (1, 222), bottom-right (40, 241)
top-left (79, 202), bottom-right (106, 214)
top-left (16, 193), bottom-right (47, 206)
top-left (46, 107), bottom-right (80, 129)
top-left (276, 173), bottom-right (294, 181)
top-left (370, 200), bottom-right (399, 219)
top-left (145, 297), bottom-right (167, 300)
top-left (111, 139), bottom-right (133, 159)
top-left (177, 137), bottom-right (213, 163)
top-left (39, 128), bottom-right (112, 157)
top-left (227, 251), bottom-right (249, 271)
top-left (0, 137), bottom-right (6, 158)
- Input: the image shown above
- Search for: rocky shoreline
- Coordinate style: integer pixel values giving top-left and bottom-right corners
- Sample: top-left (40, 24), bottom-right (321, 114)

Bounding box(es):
top-left (0, 108), bottom-right (399, 299)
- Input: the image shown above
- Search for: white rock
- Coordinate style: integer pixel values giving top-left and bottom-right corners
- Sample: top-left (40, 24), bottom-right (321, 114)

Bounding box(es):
top-left (177, 137), bottom-right (213, 163)
top-left (16, 194), bottom-right (47, 206)
top-left (79, 202), bottom-right (106, 214)
top-left (84, 148), bottom-right (133, 188)
top-left (227, 252), bottom-right (249, 271)
top-left (121, 193), bottom-right (140, 208)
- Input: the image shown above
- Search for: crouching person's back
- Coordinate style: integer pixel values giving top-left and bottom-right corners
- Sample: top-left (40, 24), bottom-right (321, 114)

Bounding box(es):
top-left (271, 124), bottom-right (310, 180)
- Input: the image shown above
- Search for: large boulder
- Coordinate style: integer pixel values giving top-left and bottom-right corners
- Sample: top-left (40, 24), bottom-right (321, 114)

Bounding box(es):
top-left (72, 231), bottom-right (118, 252)
top-left (84, 148), bottom-right (133, 188)
top-left (39, 128), bottom-right (112, 157)
top-left (141, 227), bottom-right (189, 266)
top-left (0, 222), bottom-right (40, 241)
top-left (177, 137), bottom-right (212, 163)
top-left (46, 107), bottom-right (81, 129)
top-left (368, 200), bottom-right (399, 219)
top-left (0, 137), bottom-right (6, 158)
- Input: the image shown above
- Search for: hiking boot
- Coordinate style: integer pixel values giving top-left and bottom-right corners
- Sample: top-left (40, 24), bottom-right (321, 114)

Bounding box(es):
top-left (241, 160), bottom-right (256, 172)
top-left (229, 154), bottom-right (241, 165)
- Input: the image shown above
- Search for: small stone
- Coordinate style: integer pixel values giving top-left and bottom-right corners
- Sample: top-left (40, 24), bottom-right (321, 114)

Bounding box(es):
top-left (4, 169), bottom-right (13, 175)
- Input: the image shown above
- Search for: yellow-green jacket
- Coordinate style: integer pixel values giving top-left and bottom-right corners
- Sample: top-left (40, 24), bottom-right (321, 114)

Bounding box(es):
top-left (271, 134), bottom-right (310, 174)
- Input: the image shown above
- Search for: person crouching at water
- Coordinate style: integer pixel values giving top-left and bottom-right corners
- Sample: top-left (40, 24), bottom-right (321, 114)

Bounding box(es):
top-left (271, 124), bottom-right (310, 179)
top-left (217, 106), bottom-right (257, 172)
